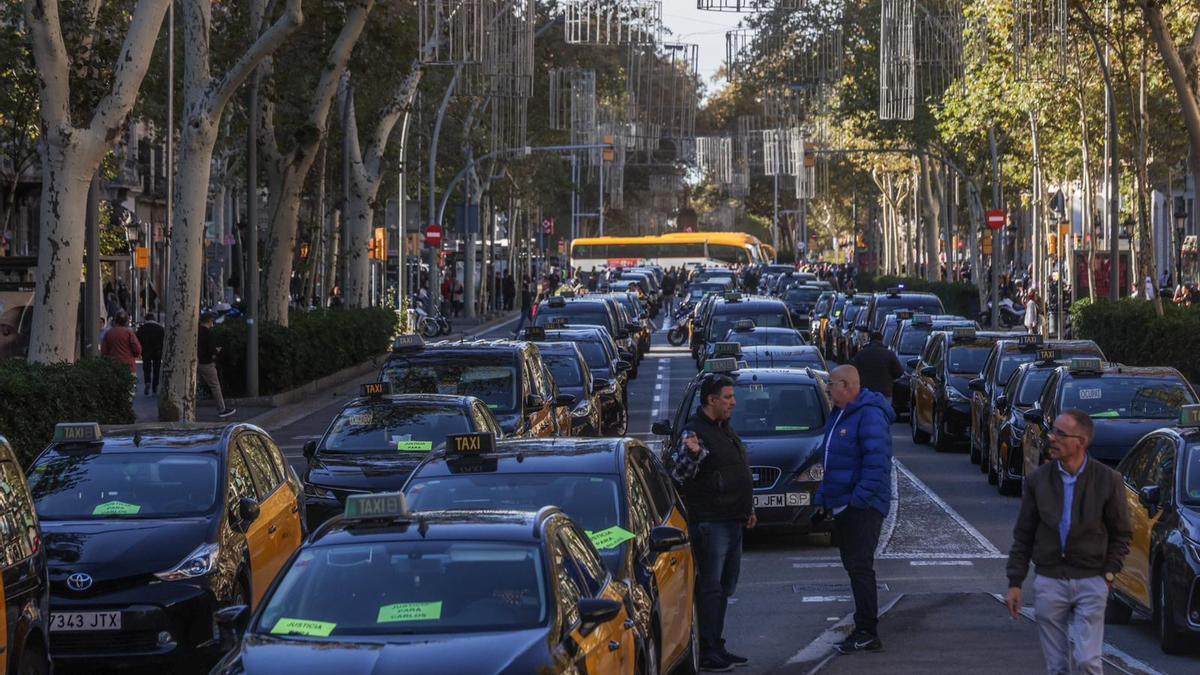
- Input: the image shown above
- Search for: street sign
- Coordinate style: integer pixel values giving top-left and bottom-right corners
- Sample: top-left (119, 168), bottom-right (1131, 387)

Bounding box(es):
top-left (542, 218), bottom-right (554, 236)
top-left (425, 224), bottom-right (442, 247)
top-left (987, 209), bottom-right (1006, 230)
top-left (135, 247), bottom-right (150, 269)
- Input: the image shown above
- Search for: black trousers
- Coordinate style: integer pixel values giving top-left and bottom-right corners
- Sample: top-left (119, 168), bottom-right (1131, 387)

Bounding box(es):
top-left (834, 506), bottom-right (885, 635)
top-left (143, 358), bottom-right (161, 392)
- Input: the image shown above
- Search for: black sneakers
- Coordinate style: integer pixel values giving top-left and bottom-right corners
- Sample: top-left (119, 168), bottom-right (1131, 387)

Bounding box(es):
top-left (720, 649), bottom-right (749, 667)
top-left (835, 630), bottom-right (883, 654)
top-left (699, 652), bottom-right (733, 672)
top-left (217, 407), bottom-right (237, 418)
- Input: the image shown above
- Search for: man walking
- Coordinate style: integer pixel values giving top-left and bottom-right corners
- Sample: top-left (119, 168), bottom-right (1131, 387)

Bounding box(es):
top-left (1024, 288), bottom-right (1041, 335)
top-left (850, 331), bottom-right (903, 401)
top-left (670, 374), bottom-right (755, 671)
top-left (198, 312), bottom-right (236, 418)
top-left (816, 365), bottom-right (894, 653)
top-left (100, 311), bottom-right (142, 377)
top-left (136, 313), bottom-right (165, 396)
top-left (1005, 410), bottom-right (1130, 675)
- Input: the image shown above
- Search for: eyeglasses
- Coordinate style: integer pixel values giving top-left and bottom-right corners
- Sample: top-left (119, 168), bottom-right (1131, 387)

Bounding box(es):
top-left (1049, 426), bottom-right (1086, 441)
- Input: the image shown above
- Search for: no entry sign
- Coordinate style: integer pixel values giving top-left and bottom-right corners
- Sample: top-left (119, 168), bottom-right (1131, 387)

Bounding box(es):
top-left (986, 210), bottom-right (1006, 230)
top-left (425, 224), bottom-right (443, 247)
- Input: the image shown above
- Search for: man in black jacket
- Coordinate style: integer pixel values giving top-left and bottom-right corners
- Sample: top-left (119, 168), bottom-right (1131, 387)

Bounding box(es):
top-left (136, 313), bottom-right (165, 395)
top-left (850, 331), bottom-right (903, 400)
top-left (1005, 409), bottom-right (1130, 675)
top-left (197, 313), bottom-right (236, 418)
top-left (670, 374), bottom-right (755, 672)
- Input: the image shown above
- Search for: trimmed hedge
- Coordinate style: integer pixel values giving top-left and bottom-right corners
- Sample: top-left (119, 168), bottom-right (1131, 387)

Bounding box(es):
top-left (855, 274), bottom-right (981, 318)
top-left (1070, 298), bottom-right (1200, 383)
top-left (212, 308), bottom-right (400, 397)
top-left (0, 358), bottom-right (135, 467)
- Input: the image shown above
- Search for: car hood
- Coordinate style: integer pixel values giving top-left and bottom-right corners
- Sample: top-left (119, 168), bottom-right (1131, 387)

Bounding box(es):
top-left (42, 517), bottom-right (212, 584)
top-left (1089, 419), bottom-right (1178, 463)
top-left (308, 453), bottom-right (427, 493)
top-left (230, 628), bottom-right (550, 674)
top-left (743, 434), bottom-right (824, 474)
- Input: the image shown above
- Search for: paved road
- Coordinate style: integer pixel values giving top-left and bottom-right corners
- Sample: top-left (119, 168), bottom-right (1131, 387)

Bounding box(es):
top-left (262, 317), bottom-right (1198, 674)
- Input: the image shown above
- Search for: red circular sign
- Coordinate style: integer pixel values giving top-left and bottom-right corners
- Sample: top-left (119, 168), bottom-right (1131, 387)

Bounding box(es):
top-left (425, 225), bottom-right (443, 247)
top-left (986, 210), bottom-right (1006, 230)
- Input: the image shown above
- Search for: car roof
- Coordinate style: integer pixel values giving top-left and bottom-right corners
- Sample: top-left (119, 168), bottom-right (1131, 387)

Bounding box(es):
top-left (344, 393), bottom-right (476, 409)
top-left (713, 297), bottom-right (787, 313)
top-left (46, 423), bottom-right (241, 455)
top-left (997, 339), bottom-right (1100, 354)
top-left (1059, 364), bottom-right (1187, 379)
top-left (413, 437), bottom-right (632, 478)
top-left (735, 326), bottom-right (800, 334)
top-left (312, 508), bottom-right (558, 547)
top-left (690, 367), bottom-right (824, 386)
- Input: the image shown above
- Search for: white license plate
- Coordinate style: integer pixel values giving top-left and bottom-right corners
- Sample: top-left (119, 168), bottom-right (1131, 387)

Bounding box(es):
top-left (50, 611), bottom-right (121, 632)
top-left (753, 493), bottom-right (810, 508)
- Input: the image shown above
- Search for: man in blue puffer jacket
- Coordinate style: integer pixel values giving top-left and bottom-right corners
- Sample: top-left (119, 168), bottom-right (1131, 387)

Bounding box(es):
top-left (816, 364), bottom-right (895, 654)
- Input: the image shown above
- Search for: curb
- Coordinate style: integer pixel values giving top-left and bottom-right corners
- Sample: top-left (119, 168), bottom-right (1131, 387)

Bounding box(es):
top-left (203, 356), bottom-right (386, 410)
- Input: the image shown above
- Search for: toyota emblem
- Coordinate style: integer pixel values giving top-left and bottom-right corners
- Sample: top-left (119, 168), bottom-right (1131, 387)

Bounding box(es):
top-left (67, 573), bottom-right (93, 592)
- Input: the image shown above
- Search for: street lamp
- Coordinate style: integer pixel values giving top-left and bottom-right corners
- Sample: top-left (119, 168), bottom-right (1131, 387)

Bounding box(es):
top-left (1175, 196), bottom-right (1187, 287)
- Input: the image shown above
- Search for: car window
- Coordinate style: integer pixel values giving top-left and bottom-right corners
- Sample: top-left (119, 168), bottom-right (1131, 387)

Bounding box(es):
top-left (1152, 438), bottom-right (1176, 497)
top-left (634, 449), bottom-right (674, 520)
top-left (1120, 437), bottom-right (1160, 490)
top-left (239, 435), bottom-right (281, 497)
top-left (29, 451), bottom-right (221, 520)
top-left (228, 446), bottom-right (259, 503)
top-left (260, 435), bottom-right (291, 485)
top-left (1016, 369), bottom-right (1054, 406)
top-left (625, 465), bottom-right (656, 551)
top-left (558, 525), bottom-right (606, 597)
top-left (553, 537), bottom-right (583, 629)
top-left (323, 404), bottom-right (472, 453)
top-left (1058, 376), bottom-right (1197, 420)
top-left (0, 460), bottom-right (38, 565)
top-left (1038, 372), bottom-right (1059, 412)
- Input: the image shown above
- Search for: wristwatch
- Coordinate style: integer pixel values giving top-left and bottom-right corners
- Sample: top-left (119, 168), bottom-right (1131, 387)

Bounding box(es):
top-left (1104, 572), bottom-right (1115, 583)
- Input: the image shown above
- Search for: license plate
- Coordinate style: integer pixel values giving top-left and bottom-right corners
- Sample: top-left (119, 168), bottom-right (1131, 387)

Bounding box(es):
top-left (50, 611), bottom-right (121, 632)
top-left (753, 493), bottom-right (810, 508)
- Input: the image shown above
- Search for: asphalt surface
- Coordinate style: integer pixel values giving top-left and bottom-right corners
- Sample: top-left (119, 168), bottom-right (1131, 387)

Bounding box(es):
top-left (259, 316), bottom-right (1198, 674)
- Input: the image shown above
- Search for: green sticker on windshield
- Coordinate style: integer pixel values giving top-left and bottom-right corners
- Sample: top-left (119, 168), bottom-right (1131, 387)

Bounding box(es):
top-left (1090, 411), bottom-right (1120, 418)
top-left (92, 501), bottom-right (141, 516)
top-left (271, 618), bottom-right (337, 637)
top-left (377, 601), bottom-right (442, 623)
top-left (488, 404), bottom-right (499, 410)
top-left (397, 440), bottom-right (433, 452)
top-left (775, 425), bottom-right (810, 432)
top-left (585, 526), bottom-right (637, 550)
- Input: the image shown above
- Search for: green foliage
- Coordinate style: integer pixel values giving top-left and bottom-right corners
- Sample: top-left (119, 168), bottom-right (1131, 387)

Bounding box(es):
top-left (0, 359), bottom-right (135, 467)
top-left (1070, 299), bottom-right (1200, 383)
top-left (210, 308), bottom-right (400, 396)
top-left (856, 274), bottom-right (981, 317)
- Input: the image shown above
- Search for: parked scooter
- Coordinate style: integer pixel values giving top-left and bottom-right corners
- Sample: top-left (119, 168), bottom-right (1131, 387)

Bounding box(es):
top-left (666, 301), bottom-right (693, 346)
top-left (415, 306), bottom-right (452, 338)
top-left (977, 297), bottom-right (1026, 328)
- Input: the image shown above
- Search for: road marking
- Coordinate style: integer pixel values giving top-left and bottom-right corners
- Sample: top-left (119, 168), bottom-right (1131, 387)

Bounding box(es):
top-left (801, 596), bottom-right (852, 603)
top-left (874, 460), bottom-right (900, 556)
top-left (792, 562), bottom-right (844, 569)
top-left (909, 560), bottom-right (973, 566)
top-left (893, 459), bottom-right (1005, 557)
top-left (785, 594), bottom-right (905, 667)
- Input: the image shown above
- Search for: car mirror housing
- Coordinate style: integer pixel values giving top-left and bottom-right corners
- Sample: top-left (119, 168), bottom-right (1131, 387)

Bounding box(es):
top-left (968, 378), bottom-right (986, 393)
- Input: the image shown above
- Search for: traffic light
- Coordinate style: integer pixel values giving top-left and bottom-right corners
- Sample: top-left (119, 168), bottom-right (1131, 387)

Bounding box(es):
top-left (1047, 233), bottom-right (1058, 258)
top-left (370, 227), bottom-right (387, 261)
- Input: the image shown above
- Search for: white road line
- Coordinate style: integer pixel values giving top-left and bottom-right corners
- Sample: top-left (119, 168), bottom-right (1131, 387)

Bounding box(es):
top-left (792, 562), bottom-right (844, 569)
top-left (785, 595), bottom-right (905, 666)
top-left (909, 560), bottom-right (974, 566)
top-left (801, 596), bottom-right (852, 603)
top-left (874, 460), bottom-right (900, 556)
top-left (893, 458), bottom-right (1005, 557)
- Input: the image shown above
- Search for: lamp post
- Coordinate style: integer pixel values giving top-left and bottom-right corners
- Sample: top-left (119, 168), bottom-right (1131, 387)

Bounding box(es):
top-left (123, 220), bottom-right (142, 323)
top-left (1175, 197), bottom-right (1187, 288)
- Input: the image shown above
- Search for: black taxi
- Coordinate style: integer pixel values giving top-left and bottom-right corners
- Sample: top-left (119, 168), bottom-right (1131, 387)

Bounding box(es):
top-left (986, 352), bottom-right (1064, 496)
top-left (0, 435), bottom-right (50, 674)
top-left (380, 335), bottom-right (572, 438)
top-left (301, 383), bottom-right (505, 528)
top-left (909, 327), bottom-right (1007, 451)
top-left (27, 422), bottom-right (304, 667)
top-left (1107, 405), bottom-right (1200, 653)
top-left (403, 434), bottom-right (698, 675)
top-left (853, 288), bottom-right (946, 356)
top-left (535, 296), bottom-right (640, 377)
top-left (530, 341), bottom-right (603, 437)
top-left (521, 325), bottom-right (630, 435)
top-left (1020, 360), bottom-right (1199, 475)
top-left (698, 295), bottom-right (794, 368)
top-left (893, 315), bottom-right (977, 419)
top-left (968, 337), bottom-right (1105, 466)
top-left (655, 358), bottom-right (831, 533)
top-left (211, 493), bottom-right (637, 674)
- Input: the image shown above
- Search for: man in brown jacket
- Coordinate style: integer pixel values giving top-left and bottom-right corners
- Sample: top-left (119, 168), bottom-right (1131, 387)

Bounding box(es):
top-left (1005, 409), bottom-right (1131, 675)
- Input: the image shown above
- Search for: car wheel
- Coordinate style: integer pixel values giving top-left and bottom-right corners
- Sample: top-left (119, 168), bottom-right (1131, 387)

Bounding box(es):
top-left (676, 601), bottom-right (701, 675)
top-left (912, 411), bottom-right (931, 444)
top-left (1155, 567), bottom-right (1188, 654)
top-left (969, 428), bottom-right (984, 464)
top-left (1104, 592), bottom-right (1132, 624)
top-left (933, 411), bottom-right (952, 453)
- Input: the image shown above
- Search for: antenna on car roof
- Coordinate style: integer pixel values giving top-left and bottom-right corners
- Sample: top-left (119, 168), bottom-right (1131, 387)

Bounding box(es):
top-left (133, 429), bottom-right (142, 447)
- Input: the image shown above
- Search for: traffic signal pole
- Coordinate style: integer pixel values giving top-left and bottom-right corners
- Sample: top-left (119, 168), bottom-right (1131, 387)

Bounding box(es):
top-left (989, 127), bottom-right (1002, 330)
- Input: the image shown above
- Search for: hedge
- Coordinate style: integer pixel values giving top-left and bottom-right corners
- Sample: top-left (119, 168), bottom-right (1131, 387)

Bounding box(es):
top-left (0, 358), bottom-right (135, 467)
top-left (854, 274), bottom-right (981, 318)
top-left (1070, 298), bottom-right (1200, 383)
top-left (211, 307), bottom-right (400, 397)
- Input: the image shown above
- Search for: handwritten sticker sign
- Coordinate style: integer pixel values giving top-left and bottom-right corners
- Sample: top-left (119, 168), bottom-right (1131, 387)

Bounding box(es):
top-left (775, 426), bottom-right (810, 432)
top-left (92, 501), bottom-right (141, 516)
top-left (586, 526), bottom-right (636, 550)
top-left (397, 440), bottom-right (433, 452)
top-left (270, 618), bottom-right (337, 637)
top-left (377, 602), bottom-right (442, 623)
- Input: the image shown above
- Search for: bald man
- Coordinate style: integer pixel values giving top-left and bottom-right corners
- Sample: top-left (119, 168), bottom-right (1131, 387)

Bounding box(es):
top-left (816, 365), bottom-right (895, 653)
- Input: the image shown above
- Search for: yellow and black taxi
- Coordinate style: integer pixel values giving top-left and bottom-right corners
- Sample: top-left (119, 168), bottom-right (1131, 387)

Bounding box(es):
top-left (301, 383), bottom-right (506, 528)
top-left (535, 296), bottom-right (641, 377)
top-left (403, 433), bottom-right (697, 674)
top-left (830, 294), bottom-right (870, 363)
top-left (522, 325), bottom-right (631, 436)
top-left (1107, 405), bottom-right (1200, 653)
top-left (655, 358), bottom-right (832, 533)
top-left (527, 341), bottom-right (603, 437)
top-left (986, 352), bottom-right (1065, 496)
top-left (853, 288), bottom-right (946, 356)
top-left (604, 291), bottom-right (653, 356)
top-left (1019, 360), bottom-right (1199, 476)
top-left (893, 315), bottom-right (977, 419)
top-left (781, 284), bottom-right (824, 339)
top-left (909, 327), bottom-right (1007, 452)
top-left (28, 422), bottom-right (304, 667)
top-left (698, 294), bottom-right (794, 368)
top-left (0, 435), bottom-right (50, 674)
top-left (968, 337), bottom-right (1105, 467)
top-left (380, 335), bottom-right (570, 439)
top-left (211, 492), bottom-right (638, 674)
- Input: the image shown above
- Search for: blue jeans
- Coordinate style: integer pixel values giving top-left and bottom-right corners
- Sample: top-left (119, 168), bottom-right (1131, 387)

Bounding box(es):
top-left (512, 307), bottom-right (533, 334)
top-left (693, 519), bottom-right (743, 655)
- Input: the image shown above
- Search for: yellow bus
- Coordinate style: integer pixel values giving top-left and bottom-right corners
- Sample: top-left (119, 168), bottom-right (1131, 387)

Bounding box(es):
top-left (570, 232), bottom-right (774, 269)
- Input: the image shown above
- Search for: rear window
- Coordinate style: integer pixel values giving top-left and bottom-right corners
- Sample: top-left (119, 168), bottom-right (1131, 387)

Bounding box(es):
top-left (383, 358), bottom-right (519, 414)
top-left (898, 328), bottom-right (932, 354)
top-left (947, 345), bottom-right (991, 375)
top-left (323, 404), bottom-right (470, 453)
top-left (872, 298), bottom-right (944, 329)
top-left (710, 310), bottom-right (790, 339)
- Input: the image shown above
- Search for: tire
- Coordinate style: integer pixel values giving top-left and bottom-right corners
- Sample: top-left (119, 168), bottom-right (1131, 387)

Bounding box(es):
top-left (420, 318), bottom-right (439, 338)
top-left (675, 601), bottom-right (701, 675)
top-left (668, 328), bottom-right (687, 346)
top-left (17, 643), bottom-right (48, 675)
top-left (969, 428), bottom-right (984, 464)
top-left (912, 409), bottom-right (931, 444)
top-left (933, 410), bottom-right (953, 453)
top-left (609, 405), bottom-right (628, 436)
top-left (1155, 568), bottom-right (1188, 654)
top-left (1105, 593), bottom-right (1132, 624)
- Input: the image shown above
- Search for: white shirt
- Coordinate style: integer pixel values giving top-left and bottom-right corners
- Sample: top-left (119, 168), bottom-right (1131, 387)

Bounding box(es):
top-left (1024, 300), bottom-right (1038, 327)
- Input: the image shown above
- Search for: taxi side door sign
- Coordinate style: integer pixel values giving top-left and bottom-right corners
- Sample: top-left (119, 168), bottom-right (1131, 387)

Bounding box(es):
top-left (446, 432), bottom-right (496, 454)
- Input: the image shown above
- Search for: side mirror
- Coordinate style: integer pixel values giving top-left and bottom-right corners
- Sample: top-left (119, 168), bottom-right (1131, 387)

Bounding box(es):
top-left (619, 349), bottom-right (634, 362)
top-left (302, 440), bottom-right (317, 461)
top-left (907, 357), bottom-right (920, 369)
top-left (920, 366), bottom-right (937, 378)
top-left (525, 394), bottom-right (547, 412)
top-left (577, 597), bottom-right (622, 635)
top-left (994, 395), bottom-right (1009, 410)
top-left (214, 604), bottom-right (250, 648)
top-left (649, 525), bottom-right (688, 554)
top-left (1138, 485), bottom-right (1161, 512)
top-left (651, 420), bottom-right (672, 436)
top-left (554, 394), bottom-right (577, 408)
top-left (592, 378), bottom-right (611, 394)
top-left (968, 378), bottom-right (986, 393)
top-left (615, 360), bottom-right (632, 373)
top-left (234, 497), bottom-right (261, 533)
top-left (1023, 409), bottom-right (1044, 425)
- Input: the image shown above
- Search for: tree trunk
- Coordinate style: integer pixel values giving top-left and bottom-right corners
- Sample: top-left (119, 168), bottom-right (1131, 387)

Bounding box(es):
top-left (1142, 3), bottom-right (1200, 180)
top-left (343, 174), bottom-right (374, 307)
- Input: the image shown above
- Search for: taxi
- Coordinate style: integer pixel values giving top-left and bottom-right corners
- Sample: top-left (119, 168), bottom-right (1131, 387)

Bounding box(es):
top-left (878, 309), bottom-right (913, 350)
top-left (853, 288), bottom-right (946, 356)
top-left (28, 422), bottom-right (304, 667)
top-left (380, 335), bottom-right (570, 438)
top-left (700, 321), bottom-right (805, 366)
top-left (830, 295), bottom-right (870, 363)
top-left (655, 358), bottom-right (832, 533)
top-left (814, 292), bottom-right (847, 359)
top-left (986, 352), bottom-right (1065, 496)
top-left (1018, 360), bottom-right (1199, 477)
top-left (1107, 405), bottom-right (1200, 653)
top-left (403, 433), bottom-right (698, 674)
top-left (301, 383), bottom-right (506, 528)
top-left (893, 315), bottom-right (977, 419)
top-left (909, 327), bottom-right (1006, 451)
top-left (604, 291), bottom-right (653, 355)
top-left (968, 336), bottom-right (1105, 467)
top-left (698, 294), bottom-right (794, 368)
top-left (781, 284), bottom-right (824, 339)
top-left (0, 436), bottom-right (51, 674)
top-left (212, 493), bottom-right (637, 674)
top-left (522, 325), bottom-right (630, 435)
top-left (535, 296), bottom-right (640, 376)
top-left (530, 341), bottom-right (603, 437)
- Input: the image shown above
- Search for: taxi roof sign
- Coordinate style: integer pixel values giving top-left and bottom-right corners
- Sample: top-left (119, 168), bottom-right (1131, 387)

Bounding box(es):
top-left (722, 292), bottom-right (741, 302)
top-left (1179, 404), bottom-right (1200, 428)
top-left (392, 334), bottom-right (425, 353)
top-left (343, 492), bottom-right (410, 521)
top-left (894, 310), bottom-right (914, 320)
top-left (1036, 349), bottom-right (1061, 363)
top-left (522, 326), bottom-right (546, 341)
top-left (547, 296), bottom-right (567, 307)
top-left (911, 314), bottom-right (932, 326)
top-left (886, 286), bottom-right (902, 296)
top-left (713, 342), bottom-right (742, 356)
top-left (951, 327), bottom-right (976, 340)
top-left (1015, 334), bottom-right (1043, 347)
top-left (446, 432), bottom-right (496, 455)
top-left (361, 382), bottom-right (393, 397)
top-left (1068, 358), bottom-right (1104, 373)
top-left (733, 319), bottom-right (756, 332)
top-left (703, 357), bottom-right (741, 373)
top-left (547, 317), bottom-right (570, 327)
top-left (53, 423), bottom-right (102, 444)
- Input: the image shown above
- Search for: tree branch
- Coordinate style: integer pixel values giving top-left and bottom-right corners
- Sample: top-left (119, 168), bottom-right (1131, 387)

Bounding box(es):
top-left (211, 0), bottom-right (303, 114)
top-left (23, 0), bottom-right (72, 129)
top-left (362, 35), bottom-right (441, 184)
top-left (88, 0), bottom-right (171, 139)
top-left (303, 0), bottom-right (373, 152)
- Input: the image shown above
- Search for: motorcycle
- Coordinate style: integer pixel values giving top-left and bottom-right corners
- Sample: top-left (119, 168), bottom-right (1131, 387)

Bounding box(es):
top-left (977, 298), bottom-right (1026, 329)
top-left (666, 301), bottom-right (693, 346)
top-left (415, 306), bottom-right (452, 338)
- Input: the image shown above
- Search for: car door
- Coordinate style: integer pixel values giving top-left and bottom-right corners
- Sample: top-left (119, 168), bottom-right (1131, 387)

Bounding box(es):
top-left (256, 434), bottom-right (304, 550)
top-left (524, 357), bottom-right (555, 437)
top-left (227, 444), bottom-right (272, 607)
top-left (632, 450), bottom-right (692, 668)
top-left (914, 338), bottom-right (942, 432)
top-left (554, 524), bottom-right (633, 674)
top-left (972, 349), bottom-right (998, 447)
top-left (1114, 436), bottom-right (1168, 608)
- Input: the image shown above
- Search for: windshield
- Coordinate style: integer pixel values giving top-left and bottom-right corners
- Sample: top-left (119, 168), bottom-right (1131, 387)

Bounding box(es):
top-left (1016, 370), bottom-right (1054, 406)
top-left (710, 312), bottom-right (789, 340)
top-left (898, 328), bottom-right (932, 355)
top-left (729, 331), bottom-right (803, 347)
top-left (785, 288), bottom-right (823, 304)
top-left (842, 304), bottom-right (867, 326)
top-left (687, 382), bottom-right (826, 436)
top-left (761, 354), bottom-right (825, 370)
top-left (1059, 377), bottom-right (1197, 419)
top-left (406, 474), bottom-right (622, 533)
top-left (322, 404), bottom-right (469, 453)
top-left (29, 452), bottom-right (219, 520)
top-left (1183, 443), bottom-right (1200, 507)
top-left (542, 337), bottom-right (609, 369)
top-left (947, 345), bottom-right (992, 375)
top-left (535, 306), bottom-right (611, 331)
top-left (872, 299), bottom-right (944, 329)
top-left (543, 354), bottom-right (584, 387)
top-left (384, 359), bottom-right (519, 414)
top-left (257, 541), bottom-right (546, 637)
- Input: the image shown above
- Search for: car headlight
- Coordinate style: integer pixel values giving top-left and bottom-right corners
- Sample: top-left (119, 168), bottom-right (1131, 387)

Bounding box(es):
top-left (947, 387), bottom-right (970, 403)
top-left (1184, 534), bottom-right (1200, 562)
top-left (793, 462), bottom-right (824, 483)
top-left (304, 483), bottom-right (337, 500)
top-left (155, 542), bottom-right (220, 581)
top-left (572, 400), bottom-right (593, 417)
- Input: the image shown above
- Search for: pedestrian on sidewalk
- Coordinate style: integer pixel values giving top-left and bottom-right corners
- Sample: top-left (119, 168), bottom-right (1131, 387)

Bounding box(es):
top-left (669, 373), bottom-right (754, 672)
top-left (502, 272), bottom-right (515, 311)
top-left (198, 312), bottom-right (236, 418)
top-left (1004, 410), bottom-right (1130, 675)
top-left (816, 364), bottom-right (894, 654)
top-left (850, 331), bottom-right (903, 401)
top-left (1024, 288), bottom-right (1041, 335)
top-left (100, 311), bottom-right (142, 377)
top-left (136, 312), bottom-right (165, 396)
top-left (512, 279), bottom-right (534, 336)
